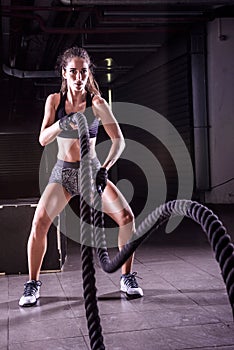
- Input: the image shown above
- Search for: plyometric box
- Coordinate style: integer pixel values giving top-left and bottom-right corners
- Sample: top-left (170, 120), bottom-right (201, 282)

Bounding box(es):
top-left (0, 200), bottom-right (67, 275)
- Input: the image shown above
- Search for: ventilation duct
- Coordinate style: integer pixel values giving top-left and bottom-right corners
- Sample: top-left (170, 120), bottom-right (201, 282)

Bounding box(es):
top-left (2, 64), bottom-right (57, 78)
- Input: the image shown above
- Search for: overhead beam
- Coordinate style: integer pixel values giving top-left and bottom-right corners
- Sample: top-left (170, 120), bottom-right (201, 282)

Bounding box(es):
top-left (59, 0), bottom-right (234, 5)
top-left (2, 12), bottom-right (191, 34)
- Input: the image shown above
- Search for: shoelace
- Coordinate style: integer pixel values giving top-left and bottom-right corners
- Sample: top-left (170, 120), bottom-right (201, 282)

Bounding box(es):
top-left (23, 281), bottom-right (41, 296)
top-left (123, 272), bottom-right (141, 288)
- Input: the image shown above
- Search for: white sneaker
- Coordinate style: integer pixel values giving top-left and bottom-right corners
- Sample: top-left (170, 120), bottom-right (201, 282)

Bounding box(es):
top-left (120, 272), bottom-right (143, 298)
top-left (19, 280), bottom-right (42, 307)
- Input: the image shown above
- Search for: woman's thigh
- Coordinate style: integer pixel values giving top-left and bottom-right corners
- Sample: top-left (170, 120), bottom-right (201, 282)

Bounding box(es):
top-left (101, 180), bottom-right (134, 225)
top-left (33, 183), bottom-right (71, 228)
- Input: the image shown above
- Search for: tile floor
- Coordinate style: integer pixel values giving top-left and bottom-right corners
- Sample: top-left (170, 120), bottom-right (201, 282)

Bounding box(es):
top-left (1, 207), bottom-right (234, 350)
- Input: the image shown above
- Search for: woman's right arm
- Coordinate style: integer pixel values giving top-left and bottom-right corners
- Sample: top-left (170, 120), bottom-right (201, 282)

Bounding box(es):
top-left (39, 93), bottom-right (61, 146)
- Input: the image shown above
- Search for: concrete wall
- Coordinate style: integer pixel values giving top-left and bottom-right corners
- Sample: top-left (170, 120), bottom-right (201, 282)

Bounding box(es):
top-left (205, 18), bottom-right (234, 203)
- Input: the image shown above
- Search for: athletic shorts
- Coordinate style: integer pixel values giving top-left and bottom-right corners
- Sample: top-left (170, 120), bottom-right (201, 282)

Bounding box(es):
top-left (48, 158), bottom-right (101, 197)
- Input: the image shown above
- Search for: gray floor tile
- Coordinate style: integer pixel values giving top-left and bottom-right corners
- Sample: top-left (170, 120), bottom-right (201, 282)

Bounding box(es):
top-left (0, 276), bottom-right (8, 300)
top-left (129, 289), bottom-right (197, 313)
top-left (165, 275), bottom-right (227, 291)
top-left (142, 305), bottom-right (220, 328)
top-left (9, 317), bottom-right (82, 344)
top-left (158, 323), bottom-right (234, 349)
top-left (8, 337), bottom-right (89, 350)
top-left (97, 292), bottom-right (137, 315)
top-left (65, 296), bottom-right (87, 317)
top-left (203, 303), bottom-right (234, 323)
top-left (183, 287), bottom-right (230, 306)
top-left (0, 300), bottom-right (9, 321)
top-left (9, 298), bottom-right (75, 322)
top-left (0, 320), bottom-right (8, 348)
top-left (78, 311), bottom-right (152, 336)
top-left (2, 205), bottom-right (234, 350)
top-left (189, 347), bottom-right (234, 350)
top-left (99, 329), bottom-right (171, 350)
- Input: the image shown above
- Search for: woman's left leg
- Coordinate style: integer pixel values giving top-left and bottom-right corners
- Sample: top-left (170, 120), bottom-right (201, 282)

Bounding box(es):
top-left (101, 179), bottom-right (143, 297)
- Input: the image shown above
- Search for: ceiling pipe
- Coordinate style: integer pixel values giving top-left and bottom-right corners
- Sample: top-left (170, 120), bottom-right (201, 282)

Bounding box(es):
top-left (2, 64), bottom-right (57, 78)
top-left (83, 43), bottom-right (161, 52)
top-left (94, 7), bottom-right (209, 25)
top-left (2, 63), bottom-right (132, 78)
top-left (99, 17), bottom-right (206, 23)
top-left (59, 0), bottom-right (234, 5)
top-left (2, 12), bottom-right (190, 34)
top-left (1, 5), bottom-right (95, 13)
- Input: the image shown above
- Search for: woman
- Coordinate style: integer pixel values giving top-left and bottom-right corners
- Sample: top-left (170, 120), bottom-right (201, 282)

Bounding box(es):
top-left (19, 47), bottom-right (143, 307)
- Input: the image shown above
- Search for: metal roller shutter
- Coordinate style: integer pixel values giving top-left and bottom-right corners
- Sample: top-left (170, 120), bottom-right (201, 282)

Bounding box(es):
top-left (114, 53), bottom-right (193, 205)
top-left (0, 133), bottom-right (43, 199)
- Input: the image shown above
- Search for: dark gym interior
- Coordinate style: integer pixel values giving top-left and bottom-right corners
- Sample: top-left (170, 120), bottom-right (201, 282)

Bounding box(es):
top-left (0, 1), bottom-right (234, 349)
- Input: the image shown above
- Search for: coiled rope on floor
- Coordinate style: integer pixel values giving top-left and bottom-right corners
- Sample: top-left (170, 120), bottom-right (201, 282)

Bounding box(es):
top-left (74, 112), bottom-right (234, 350)
top-left (95, 198), bottom-right (234, 315)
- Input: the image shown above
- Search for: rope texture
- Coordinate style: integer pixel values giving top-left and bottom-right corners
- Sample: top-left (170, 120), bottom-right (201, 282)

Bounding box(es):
top-left (73, 112), bottom-right (234, 350)
top-left (94, 199), bottom-right (234, 318)
top-left (75, 112), bottom-right (105, 350)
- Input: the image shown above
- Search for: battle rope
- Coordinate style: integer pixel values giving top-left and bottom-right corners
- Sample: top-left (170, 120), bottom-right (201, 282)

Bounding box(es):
top-left (76, 112), bottom-right (105, 350)
top-left (73, 112), bottom-right (234, 350)
top-left (94, 197), bottom-right (234, 318)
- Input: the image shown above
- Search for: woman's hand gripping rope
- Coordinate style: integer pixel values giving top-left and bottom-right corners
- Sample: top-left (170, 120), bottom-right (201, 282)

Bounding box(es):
top-left (96, 168), bottom-right (108, 195)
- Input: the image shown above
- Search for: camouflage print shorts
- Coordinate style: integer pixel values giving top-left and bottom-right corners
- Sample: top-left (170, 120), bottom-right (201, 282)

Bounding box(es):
top-left (48, 158), bottom-right (101, 197)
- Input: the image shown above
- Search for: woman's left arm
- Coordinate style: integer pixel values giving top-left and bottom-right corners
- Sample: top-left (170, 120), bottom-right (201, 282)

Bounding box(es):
top-left (92, 96), bottom-right (125, 170)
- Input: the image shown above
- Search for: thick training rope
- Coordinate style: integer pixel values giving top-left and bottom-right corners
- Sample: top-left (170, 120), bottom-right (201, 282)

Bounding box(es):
top-left (73, 112), bottom-right (234, 350)
top-left (94, 197), bottom-right (234, 318)
top-left (76, 112), bottom-right (105, 350)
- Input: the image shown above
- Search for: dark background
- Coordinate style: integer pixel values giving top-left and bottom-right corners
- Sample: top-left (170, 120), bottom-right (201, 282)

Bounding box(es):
top-left (0, 0), bottom-right (233, 206)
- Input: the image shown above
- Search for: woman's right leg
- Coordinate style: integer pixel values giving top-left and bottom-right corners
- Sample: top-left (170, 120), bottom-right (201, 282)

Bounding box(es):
top-left (19, 183), bottom-right (71, 307)
top-left (28, 183), bottom-right (71, 281)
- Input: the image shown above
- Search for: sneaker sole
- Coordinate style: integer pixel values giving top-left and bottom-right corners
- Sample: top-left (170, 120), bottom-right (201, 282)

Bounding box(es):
top-left (19, 294), bottom-right (40, 307)
top-left (120, 285), bottom-right (143, 295)
top-left (126, 293), bottom-right (143, 299)
top-left (19, 300), bottom-right (38, 307)
top-left (120, 289), bottom-right (144, 299)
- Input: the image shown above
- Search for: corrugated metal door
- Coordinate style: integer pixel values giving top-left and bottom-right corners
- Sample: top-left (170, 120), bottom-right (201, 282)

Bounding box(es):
top-left (0, 133), bottom-right (43, 199)
top-left (113, 52), bottom-right (193, 216)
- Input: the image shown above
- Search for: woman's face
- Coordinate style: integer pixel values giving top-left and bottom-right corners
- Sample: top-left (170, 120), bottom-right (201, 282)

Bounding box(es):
top-left (63, 57), bottom-right (89, 92)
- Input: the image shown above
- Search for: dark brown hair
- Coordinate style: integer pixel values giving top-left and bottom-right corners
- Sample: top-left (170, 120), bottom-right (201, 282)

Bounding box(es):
top-left (56, 46), bottom-right (100, 95)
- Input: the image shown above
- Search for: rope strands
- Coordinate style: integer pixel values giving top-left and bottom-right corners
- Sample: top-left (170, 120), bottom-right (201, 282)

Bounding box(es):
top-left (75, 112), bottom-right (105, 350)
top-left (94, 199), bottom-right (234, 318)
top-left (71, 112), bottom-right (234, 349)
